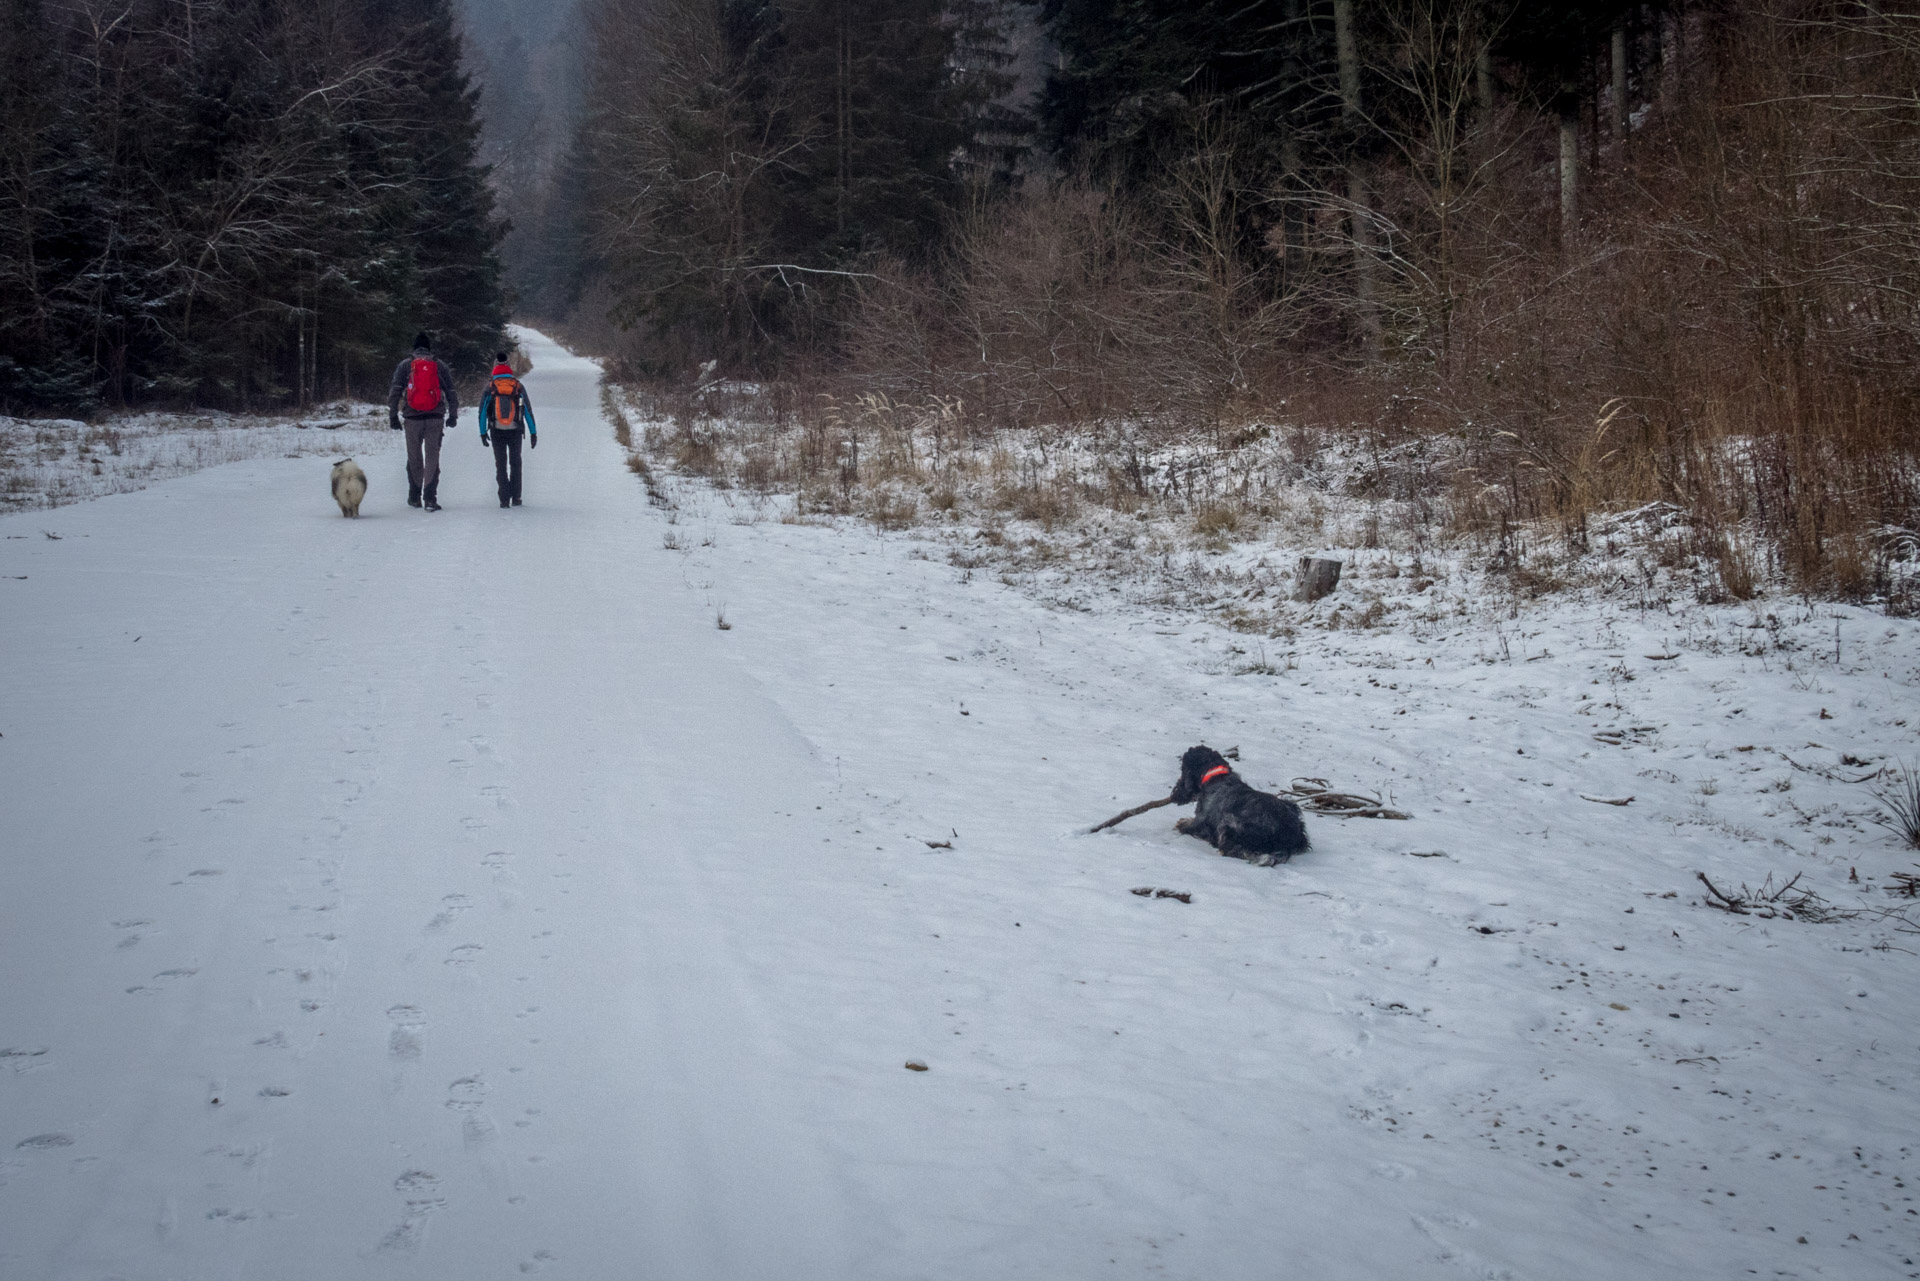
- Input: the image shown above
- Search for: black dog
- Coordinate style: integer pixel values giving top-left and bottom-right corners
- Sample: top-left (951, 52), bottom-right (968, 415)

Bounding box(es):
top-left (1170, 745), bottom-right (1309, 866)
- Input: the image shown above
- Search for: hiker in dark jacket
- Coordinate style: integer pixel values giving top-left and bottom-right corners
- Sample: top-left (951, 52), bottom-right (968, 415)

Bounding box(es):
top-left (387, 332), bottom-right (459, 511)
top-left (477, 352), bottom-right (538, 508)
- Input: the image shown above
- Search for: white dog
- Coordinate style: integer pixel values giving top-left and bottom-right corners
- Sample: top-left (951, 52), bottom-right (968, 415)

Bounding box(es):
top-left (330, 458), bottom-right (367, 517)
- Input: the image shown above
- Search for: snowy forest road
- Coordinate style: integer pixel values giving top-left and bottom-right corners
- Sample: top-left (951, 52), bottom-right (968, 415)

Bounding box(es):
top-left (6, 330), bottom-right (1916, 1281)
top-left (0, 333), bottom-right (859, 1279)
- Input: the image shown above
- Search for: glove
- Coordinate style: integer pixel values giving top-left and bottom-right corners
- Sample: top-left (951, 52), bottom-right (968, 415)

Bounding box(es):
top-left (480, 431), bottom-right (490, 445)
top-left (529, 434), bottom-right (538, 450)
top-left (389, 415), bottom-right (401, 431)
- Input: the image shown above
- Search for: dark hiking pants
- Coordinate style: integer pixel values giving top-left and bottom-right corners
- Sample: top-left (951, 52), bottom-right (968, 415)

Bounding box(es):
top-left (405, 418), bottom-right (445, 491)
top-left (490, 428), bottom-right (524, 502)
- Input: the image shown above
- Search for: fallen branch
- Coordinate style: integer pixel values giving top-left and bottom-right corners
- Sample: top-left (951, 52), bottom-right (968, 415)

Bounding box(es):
top-left (1695, 870), bottom-right (1855, 922)
top-left (1281, 778), bottom-right (1411, 820)
top-left (1775, 749), bottom-right (1889, 785)
top-left (1089, 795), bottom-right (1173, 833)
top-left (1579, 793), bottom-right (1635, 806)
top-left (1313, 806), bottom-right (1412, 820)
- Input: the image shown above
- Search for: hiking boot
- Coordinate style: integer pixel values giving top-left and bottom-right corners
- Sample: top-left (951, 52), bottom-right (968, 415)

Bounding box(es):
top-left (407, 485), bottom-right (422, 508)
top-left (500, 498), bottom-right (511, 509)
top-left (510, 497), bottom-right (522, 506)
top-left (423, 483), bottom-right (441, 513)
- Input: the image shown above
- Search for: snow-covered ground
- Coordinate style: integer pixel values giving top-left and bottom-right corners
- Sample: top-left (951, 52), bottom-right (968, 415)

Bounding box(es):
top-left (0, 402), bottom-right (394, 513)
top-left (3, 328), bottom-right (1917, 1280)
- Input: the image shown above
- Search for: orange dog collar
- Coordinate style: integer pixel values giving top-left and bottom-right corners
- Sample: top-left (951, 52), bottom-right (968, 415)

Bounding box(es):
top-left (1199, 764), bottom-right (1231, 787)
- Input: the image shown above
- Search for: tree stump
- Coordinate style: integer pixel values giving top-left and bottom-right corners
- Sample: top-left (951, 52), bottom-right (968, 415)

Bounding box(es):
top-left (1295, 556), bottom-right (1342, 602)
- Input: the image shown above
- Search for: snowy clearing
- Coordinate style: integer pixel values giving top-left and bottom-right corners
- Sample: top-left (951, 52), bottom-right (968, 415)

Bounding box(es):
top-left (4, 329), bottom-right (1918, 1281)
top-left (0, 403), bottom-right (396, 513)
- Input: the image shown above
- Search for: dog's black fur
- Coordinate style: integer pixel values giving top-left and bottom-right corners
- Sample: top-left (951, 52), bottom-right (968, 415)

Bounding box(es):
top-left (1170, 745), bottom-right (1309, 866)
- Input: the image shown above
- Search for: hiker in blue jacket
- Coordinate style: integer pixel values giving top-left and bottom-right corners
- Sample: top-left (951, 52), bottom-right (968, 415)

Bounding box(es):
top-left (478, 352), bottom-right (538, 508)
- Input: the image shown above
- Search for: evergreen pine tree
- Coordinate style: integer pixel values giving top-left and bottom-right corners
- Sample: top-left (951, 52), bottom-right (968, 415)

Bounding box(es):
top-left (378, 0), bottom-right (510, 379)
top-left (0, 0), bottom-right (99, 410)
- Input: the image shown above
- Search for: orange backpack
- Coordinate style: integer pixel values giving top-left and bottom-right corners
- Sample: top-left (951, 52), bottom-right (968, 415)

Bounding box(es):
top-left (490, 375), bottom-right (521, 426)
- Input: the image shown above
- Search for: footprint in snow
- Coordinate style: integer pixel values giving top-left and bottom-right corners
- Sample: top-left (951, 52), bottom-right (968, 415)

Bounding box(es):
top-left (1410, 1214), bottom-right (1515, 1280)
top-left (394, 1169), bottom-right (440, 1196)
top-left (445, 1076), bottom-right (488, 1109)
top-left (377, 1170), bottom-right (446, 1255)
top-left (16, 1133), bottom-right (74, 1150)
top-left (387, 1005), bottom-right (426, 1061)
top-left (425, 894), bottom-right (473, 932)
top-left (1, 1047), bottom-right (51, 1075)
top-left (444, 944), bottom-right (484, 968)
top-left (446, 1076), bottom-right (496, 1144)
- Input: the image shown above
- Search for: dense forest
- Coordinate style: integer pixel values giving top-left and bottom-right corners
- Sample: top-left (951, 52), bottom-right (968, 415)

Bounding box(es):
top-left (519, 0), bottom-right (1920, 598)
top-left (0, 0), bottom-right (508, 413)
top-left (3, 0), bottom-right (1916, 595)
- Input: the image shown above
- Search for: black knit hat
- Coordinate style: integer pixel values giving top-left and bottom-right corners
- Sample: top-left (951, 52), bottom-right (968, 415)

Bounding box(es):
top-left (412, 331), bottom-right (432, 352)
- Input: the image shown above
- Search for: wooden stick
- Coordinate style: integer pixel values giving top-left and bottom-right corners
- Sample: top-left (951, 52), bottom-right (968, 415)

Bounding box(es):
top-left (1090, 795), bottom-right (1175, 833)
top-left (1295, 792), bottom-right (1385, 810)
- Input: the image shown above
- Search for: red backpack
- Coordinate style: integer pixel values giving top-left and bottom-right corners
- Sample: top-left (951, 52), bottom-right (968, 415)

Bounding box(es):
top-left (405, 357), bottom-right (443, 413)
top-left (490, 375), bottom-right (521, 426)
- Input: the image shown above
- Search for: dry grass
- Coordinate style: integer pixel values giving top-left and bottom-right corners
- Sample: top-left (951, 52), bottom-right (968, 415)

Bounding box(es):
top-left (797, 5), bottom-right (1917, 605)
top-left (1193, 504), bottom-right (1244, 541)
top-left (1871, 763), bottom-right (1920, 850)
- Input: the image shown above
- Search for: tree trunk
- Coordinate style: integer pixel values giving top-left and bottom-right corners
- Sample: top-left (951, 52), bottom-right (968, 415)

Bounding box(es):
top-left (1334, 0), bottom-right (1361, 125)
top-left (1333, 1), bottom-right (1373, 356)
top-left (1660, 7), bottom-right (1681, 113)
top-left (836, 0), bottom-right (850, 237)
top-left (1612, 21), bottom-right (1630, 141)
top-left (1558, 81), bottom-right (1579, 259)
top-left (1279, 133), bottom-right (1302, 270)
top-left (1348, 168), bottom-right (1379, 358)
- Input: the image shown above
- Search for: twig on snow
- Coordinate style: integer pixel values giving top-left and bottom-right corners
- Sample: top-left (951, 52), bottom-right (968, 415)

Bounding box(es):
top-left (1281, 778), bottom-right (1411, 820)
top-left (1089, 795), bottom-right (1174, 833)
top-left (1695, 870), bottom-right (1855, 922)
